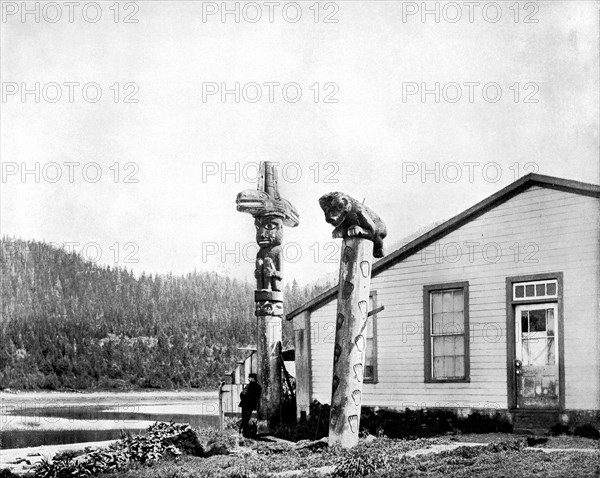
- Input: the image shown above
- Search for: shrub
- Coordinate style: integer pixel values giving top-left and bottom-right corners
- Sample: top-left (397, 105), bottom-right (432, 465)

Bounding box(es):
top-left (573, 424), bottom-right (600, 440)
top-left (273, 400), bottom-right (331, 441)
top-left (223, 417), bottom-right (241, 431)
top-left (549, 423), bottom-right (571, 436)
top-left (0, 469), bottom-right (19, 478)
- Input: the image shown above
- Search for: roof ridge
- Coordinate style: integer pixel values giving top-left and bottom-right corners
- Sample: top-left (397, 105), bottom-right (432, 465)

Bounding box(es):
top-left (286, 173), bottom-right (600, 320)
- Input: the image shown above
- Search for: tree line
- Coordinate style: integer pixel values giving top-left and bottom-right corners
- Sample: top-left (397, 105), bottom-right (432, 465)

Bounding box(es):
top-left (0, 237), bottom-right (331, 390)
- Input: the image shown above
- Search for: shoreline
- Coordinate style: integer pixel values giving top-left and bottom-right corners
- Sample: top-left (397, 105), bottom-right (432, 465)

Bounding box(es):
top-left (1, 389), bottom-right (217, 401)
top-left (0, 439), bottom-right (117, 475)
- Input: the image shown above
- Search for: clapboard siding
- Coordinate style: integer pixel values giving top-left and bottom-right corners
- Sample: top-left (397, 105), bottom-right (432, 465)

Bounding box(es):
top-left (307, 185), bottom-right (600, 411)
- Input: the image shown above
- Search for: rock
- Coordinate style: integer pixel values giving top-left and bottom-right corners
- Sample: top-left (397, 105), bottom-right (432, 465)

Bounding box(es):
top-left (294, 438), bottom-right (329, 451)
top-left (0, 468), bottom-right (20, 478)
top-left (204, 442), bottom-right (230, 457)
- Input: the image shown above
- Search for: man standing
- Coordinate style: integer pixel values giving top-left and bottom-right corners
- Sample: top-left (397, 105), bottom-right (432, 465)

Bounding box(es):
top-left (239, 373), bottom-right (262, 438)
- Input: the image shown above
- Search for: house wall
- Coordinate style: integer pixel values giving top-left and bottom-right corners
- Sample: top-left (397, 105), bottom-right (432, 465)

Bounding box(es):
top-left (300, 186), bottom-right (600, 412)
top-left (292, 311), bottom-right (311, 420)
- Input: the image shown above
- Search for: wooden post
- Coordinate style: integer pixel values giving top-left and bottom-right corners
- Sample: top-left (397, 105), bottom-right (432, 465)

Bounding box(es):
top-left (256, 313), bottom-right (283, 427)
top-left (218, 381), bottom-right (225, 430)
top-left (237, 162), bottom-right (299, 430)
top-left (329, 237), bottom-right (373, 448)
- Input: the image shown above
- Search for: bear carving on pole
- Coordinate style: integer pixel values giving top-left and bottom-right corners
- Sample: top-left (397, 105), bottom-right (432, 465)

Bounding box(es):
top-left (319, 192), bottom-right (386, 448)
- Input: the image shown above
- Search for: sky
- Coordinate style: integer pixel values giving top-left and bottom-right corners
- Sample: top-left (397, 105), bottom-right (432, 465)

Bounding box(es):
top-left (1, 0), bottom-right (598, 285)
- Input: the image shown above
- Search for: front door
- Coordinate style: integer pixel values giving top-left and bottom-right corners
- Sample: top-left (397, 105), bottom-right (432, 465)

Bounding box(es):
top-left (515, 303), bottom-right (559, 408)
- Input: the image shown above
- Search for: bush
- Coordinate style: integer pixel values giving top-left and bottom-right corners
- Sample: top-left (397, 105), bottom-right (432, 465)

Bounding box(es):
top-left (0, 469), bottom-right (19, 478)
top-left (274, 400), bottom-right (330, 441)
top-left (275, 402), bottom-right (512, 442)
top-left (549, 423), bottom-right (571, 436)
top-left (223, 417), bottom-right (241, 431)
top-left (573, 424), bottom-right (600, 440)
top-left (360, 407), bottom-right (512, 439)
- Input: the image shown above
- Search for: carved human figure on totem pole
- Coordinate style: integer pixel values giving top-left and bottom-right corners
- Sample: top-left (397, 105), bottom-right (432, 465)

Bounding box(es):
top-left (255, 214), bottom-right (283, 292)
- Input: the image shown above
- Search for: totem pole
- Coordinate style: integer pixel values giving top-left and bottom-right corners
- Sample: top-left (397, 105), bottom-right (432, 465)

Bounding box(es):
top-left (237, 162), bottom-right (299, 428)
top-left (319, 192), bottom-right (387, 448)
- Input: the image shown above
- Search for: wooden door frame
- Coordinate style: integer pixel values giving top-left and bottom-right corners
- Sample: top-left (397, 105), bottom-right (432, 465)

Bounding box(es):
top-left (506, 273), bottom-right (565, 411)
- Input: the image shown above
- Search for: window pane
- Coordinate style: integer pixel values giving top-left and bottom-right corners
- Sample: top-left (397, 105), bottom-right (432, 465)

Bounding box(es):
top-left (432, 292), bottom-right (442, 314)
top-left (444, 335), bottom-right (455, 355)
top-left (433, 336), bottom-right (444, 359)
top-left (448, 312), bottom-right (464, 334)
top-left (529, 309), bottom-right (546, 332)
top-left (433, 355), bottom-right (444, 378)
top-left (455, 355), bottom-right (465, 377)
top-left (441, 312), bottom-right (456, 334)
top-left (547, 282), bottom-right (557, 296)
top-left (547, 338), bottom-right (555, 365)
top-left (515, 285), bottom-right (525, 298)
top-left (365, 335), bottom-right (374, 381)
top-left (536, 283), bottom-right (545, 296)
top-left (432, 313), bottom-right (443, 334)
top-left (546, 309), bottom-right (555, 336)
top-left (444, 355), bottom-right (456, 377)
top-left (453, 290), bottom-right (464, 311)
top-left (521, 311), bottom-right (529, 333)
top-left (442, 291), bottom-right (454, 312)
top-left (454, 335), bottom-right (465, 355)
top-left (525, 285), bottom-right (535, 297)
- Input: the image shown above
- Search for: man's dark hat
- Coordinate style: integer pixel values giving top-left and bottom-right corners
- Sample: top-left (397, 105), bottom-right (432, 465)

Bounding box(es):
top-left (249, 373), bottom-right (258, 380)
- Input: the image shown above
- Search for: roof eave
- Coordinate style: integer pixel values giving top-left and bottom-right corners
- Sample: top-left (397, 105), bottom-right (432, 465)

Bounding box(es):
top-left (285, 173), bottom-right (600, 320)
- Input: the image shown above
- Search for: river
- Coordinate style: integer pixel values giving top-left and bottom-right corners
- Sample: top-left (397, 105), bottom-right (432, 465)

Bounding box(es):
top-left (0, 390), bottom-right (219, 449)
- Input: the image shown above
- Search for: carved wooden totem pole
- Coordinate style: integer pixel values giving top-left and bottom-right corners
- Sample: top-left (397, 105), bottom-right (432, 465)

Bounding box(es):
top-left (319, 192), bottom-right (387, 448)
top-left (237, 162), bottom-right (299, 427)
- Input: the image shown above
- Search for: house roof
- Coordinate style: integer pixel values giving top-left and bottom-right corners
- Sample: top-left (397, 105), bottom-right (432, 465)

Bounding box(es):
top-left (286, 173), bottom-right (600, 320)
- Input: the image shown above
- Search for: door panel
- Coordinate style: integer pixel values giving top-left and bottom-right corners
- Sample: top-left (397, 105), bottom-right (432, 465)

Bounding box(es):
top-left (515, 304), bottom-right (559, 409)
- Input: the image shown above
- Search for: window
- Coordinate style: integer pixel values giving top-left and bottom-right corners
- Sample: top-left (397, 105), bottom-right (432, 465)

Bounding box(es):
top-left (424, 282), bottom-right (469, 382)
top-left (364, 292), bottom-right (378, 383)
top-left (513, 280), bottom-right (557, 301)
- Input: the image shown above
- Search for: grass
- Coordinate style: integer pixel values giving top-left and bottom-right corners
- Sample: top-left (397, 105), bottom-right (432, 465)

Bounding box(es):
top-left (449, 432), bottom-right (600, 449)
top-left (8, 421), bottom-right (596, 478)
top-left (365, 445), bottom-right (600, 478)
top-left (93, 432), bottom-right (599, 478)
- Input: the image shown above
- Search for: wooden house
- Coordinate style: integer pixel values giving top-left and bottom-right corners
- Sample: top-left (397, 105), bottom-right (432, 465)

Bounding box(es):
top-left (287, 174), bottom-right (600, 431)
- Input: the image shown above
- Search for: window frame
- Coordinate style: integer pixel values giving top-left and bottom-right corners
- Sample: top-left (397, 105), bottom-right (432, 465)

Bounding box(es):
top-left (363, 290), bottom-right (379, 384)
top-left (423, 281), bottom-right (470, 383)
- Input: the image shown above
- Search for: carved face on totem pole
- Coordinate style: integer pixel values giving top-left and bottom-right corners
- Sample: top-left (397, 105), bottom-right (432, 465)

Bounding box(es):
top-left (255, 215), bottom-right (284, 249)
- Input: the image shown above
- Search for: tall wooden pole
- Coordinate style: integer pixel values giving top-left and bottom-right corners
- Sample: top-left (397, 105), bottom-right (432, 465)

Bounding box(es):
top-left (237, 162), bottom-right (299, 429)
top-left (256, 311), bottom-right (283, 426)
top-left (329, 237), bottom-right (373, 448)
top-left (318, 192), bottom-right (386, 449)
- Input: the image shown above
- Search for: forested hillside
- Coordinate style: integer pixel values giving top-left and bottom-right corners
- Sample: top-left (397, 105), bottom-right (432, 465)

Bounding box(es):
top-left (0, 237), bottom-right (331, 390)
